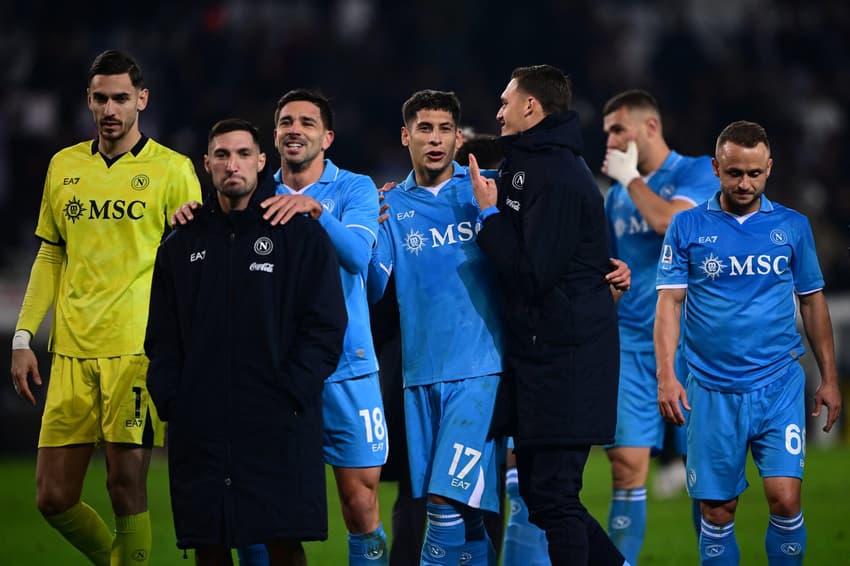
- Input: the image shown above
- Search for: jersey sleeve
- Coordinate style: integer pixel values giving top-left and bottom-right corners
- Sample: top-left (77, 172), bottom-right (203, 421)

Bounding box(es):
top-left (367, 219), bottom-right (394, 303)
top-left (318, 174), bottom-right (378, 274)
top-left (165, 154), bottom-right (203, 218)
top-left (791, 215), bottom-right (825, 294)
top-left (656, 213), bottom-right (690, 288)
top-left (34, 157), bottom-right (62, 245)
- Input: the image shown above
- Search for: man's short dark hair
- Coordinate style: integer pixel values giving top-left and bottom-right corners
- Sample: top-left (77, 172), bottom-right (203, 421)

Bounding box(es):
top-left (274, 89), bottom-right (334, 131)
top-left (715, 120), bottom-right (770, 155)
top-left (602, 89), bottom-right (659, 117)
top-left (510, 65), bottom-right (571, 115)
top-left (455, 133), bottom-right (502, 169)
top-left (208, 118), bottom-right (261, 147)
top-left (402, 90), bottom-right (461, 127)
top-left (88, 49), bottom-right (144, 88)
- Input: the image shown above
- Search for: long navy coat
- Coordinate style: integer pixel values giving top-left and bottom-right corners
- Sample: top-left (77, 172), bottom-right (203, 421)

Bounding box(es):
top-left (477, 112), bottom-right (619, 447)
top-left (145, 178), bottom-right (347, 548)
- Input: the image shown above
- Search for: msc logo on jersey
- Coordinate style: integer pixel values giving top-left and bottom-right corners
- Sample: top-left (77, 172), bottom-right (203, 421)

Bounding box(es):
top-left (429, 222), bottom-right (477, 247)
top-left (700, 253), bottom-right (727, 280)
top-left (63, 196), bottom-right (86, 223)
top-left (403, 228), bottom-right (428, 255)
top-left (729, 254), bottom-right (788, 276)
top-left (321, 198), bottom-right (335, 213)
top-left (131, 174), bottom-right (150, 191)
top-left (63, 196), bottom-right (147, 221)
top-left (613, 215), bottom-right (651, 238)
top-left (770, 229), bottom-right (788, 245)
top-left (254, 237), bottom-right (273, 255)
top-left (512, 171), bottom-right (526, 190)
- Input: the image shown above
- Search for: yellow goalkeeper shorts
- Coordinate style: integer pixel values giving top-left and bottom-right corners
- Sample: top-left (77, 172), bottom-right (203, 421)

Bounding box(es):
top-left (38, 354), bottom-right (164, 448)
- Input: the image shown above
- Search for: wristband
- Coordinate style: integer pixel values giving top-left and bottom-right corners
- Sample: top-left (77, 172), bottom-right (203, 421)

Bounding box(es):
top-left (12, 330), bottom-right (31, 350)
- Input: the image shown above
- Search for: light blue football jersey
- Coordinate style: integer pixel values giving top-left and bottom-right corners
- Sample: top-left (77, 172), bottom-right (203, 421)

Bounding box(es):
top-left (275, 159), bottom-right (379, 382)
top-left (606, 151), bottom-right (716, 351)
top-left (656, 192), bottom-right (825, 392)
top-left (369, 162), bottom-right (503, 387)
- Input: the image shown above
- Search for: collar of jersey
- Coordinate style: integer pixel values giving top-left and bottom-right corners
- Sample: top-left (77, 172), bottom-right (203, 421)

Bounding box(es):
top-left (273, 158), bottom-right (340, 192)
top-left (90, 134), bottom-right (149, 157)
top-left (707, 191), bottom-right (775, 213)
top-left (400, 161), bottom-right (466, 191)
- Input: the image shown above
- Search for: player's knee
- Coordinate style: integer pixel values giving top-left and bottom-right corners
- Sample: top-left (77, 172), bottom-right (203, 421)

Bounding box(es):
top-left (36, 486), bottom-right (76, 517)
top-left (106, 472), bottom-right (147, 515)
top-left (701, 502), bottom-right (736, 526)
top-left (339, 485), bottom-right (379, 532)
top-left (766, 493), bottom-right (801, 517)
top-left (608, 448), bottom-right (650, 487)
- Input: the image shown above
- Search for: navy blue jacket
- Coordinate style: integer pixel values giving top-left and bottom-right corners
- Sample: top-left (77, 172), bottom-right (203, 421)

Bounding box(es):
top-left (145, 175), bottom-right (346, 548)
top-left (477, 112), bottom-right (619, 446)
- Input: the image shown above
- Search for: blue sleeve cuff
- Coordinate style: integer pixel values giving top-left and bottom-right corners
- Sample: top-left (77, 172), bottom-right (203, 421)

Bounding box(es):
top-left (478, 206), bottom-right (500, 224)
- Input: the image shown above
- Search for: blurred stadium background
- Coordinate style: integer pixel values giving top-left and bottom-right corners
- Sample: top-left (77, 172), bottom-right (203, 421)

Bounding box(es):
top-left (0, 0), bottom-right (848, 562)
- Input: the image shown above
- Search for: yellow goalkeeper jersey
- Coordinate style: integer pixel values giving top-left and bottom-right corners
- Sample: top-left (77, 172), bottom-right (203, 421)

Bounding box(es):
top-left (35, 136), bottom-right (202, 357)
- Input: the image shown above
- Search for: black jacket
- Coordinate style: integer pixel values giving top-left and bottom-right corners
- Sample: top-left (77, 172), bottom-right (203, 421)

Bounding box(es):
top-left (145, 176), bottom-right (347, 548)
top-left (478, 112), bottom-right (619, 446)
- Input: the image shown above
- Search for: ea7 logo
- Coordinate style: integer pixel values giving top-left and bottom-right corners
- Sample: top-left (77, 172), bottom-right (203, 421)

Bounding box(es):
top-left (190, 250), bottom-right (206, 262)
top-left (698, 235), bottom-right (718, 243)
top-left (396, 210), bottom-right (415, 220)
top-left (63, 177), bottom-right (80, 185)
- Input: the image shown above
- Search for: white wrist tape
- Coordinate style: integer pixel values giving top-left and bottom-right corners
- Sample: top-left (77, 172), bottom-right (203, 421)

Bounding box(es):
top-left (12, 330), bottom-right (32, 350)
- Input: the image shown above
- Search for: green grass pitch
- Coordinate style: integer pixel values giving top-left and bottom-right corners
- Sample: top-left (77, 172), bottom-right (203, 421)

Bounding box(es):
top-left (1, 447), bottom-right (848, 564)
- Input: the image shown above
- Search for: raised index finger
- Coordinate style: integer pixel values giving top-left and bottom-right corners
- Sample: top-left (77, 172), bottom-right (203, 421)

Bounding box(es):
top-left (467, 153), bottom-right (481, 180)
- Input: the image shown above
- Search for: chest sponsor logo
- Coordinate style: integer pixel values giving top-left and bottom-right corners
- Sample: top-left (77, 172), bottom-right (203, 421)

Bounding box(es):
top-left (613, 215), bottom-right (651, 238)
top-left (700, 253), bottom-right (726, 280)
top-left (700, 253), bottom-right (789, 280)
top-left (698, 235), bottom-right (718, 243)
top-left (403, 228), bottom-right (428, 255)
top-left (190, 250), bottom-right (206, 262)
top-left (770, 229), bottom-right (788, 245)
top-left (512, 171), bottom-right (526, 190)
top-left (254, 236), bottom-right (273, 255)
top-left (396, 210), bottom-right (415, 220)
top-left (131, 174), bottom-right (150, 191)
top-left (403, 222), bottom-right (481, 255)
top-left (250, 262), bottom-right (274, 273)
top-left (63, 197), bottom-right (146, 222)
top-left (321, 198), bottom-right (335, 213)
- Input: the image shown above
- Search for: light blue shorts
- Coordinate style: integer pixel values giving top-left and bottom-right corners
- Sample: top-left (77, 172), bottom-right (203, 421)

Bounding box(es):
top-left (323, 372), bottom-right (388, 467)
top-left (404, 375), bottom-right (500, 512)
top-left (685, 362), bottom-right (806, 501)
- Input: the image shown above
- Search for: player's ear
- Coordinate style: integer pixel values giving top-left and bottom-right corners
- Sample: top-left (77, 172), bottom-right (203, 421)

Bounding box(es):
top-left (322, 129), bottom-right (335, 152)
top-left (401, 126), bottom-right (410, 147)
top-left (136, 88), bottom-right (149, 112)
top-left (257, 152), bottom-right (267, 172)
top-left (765, 157), bottom-right (773, 178)
top-left (203, 154), bottom-right (211, 174)
top-left (711, 158), bottom-right (720, 178)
